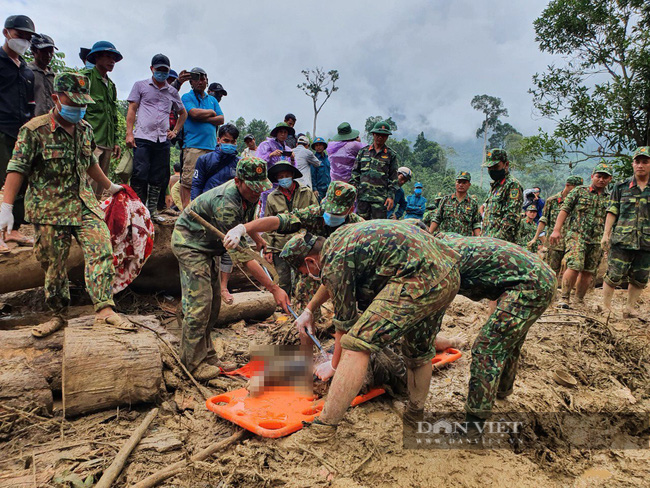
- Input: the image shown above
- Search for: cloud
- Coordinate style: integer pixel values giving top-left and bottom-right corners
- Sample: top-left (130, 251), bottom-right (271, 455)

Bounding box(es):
top-left (3, 0), bottom-right (556, 144)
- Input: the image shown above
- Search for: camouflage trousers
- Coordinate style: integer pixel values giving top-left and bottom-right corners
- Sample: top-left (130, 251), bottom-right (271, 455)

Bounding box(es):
top-left (341, 270), bottom-right (460, 368)
top-left (565, 237), bottom-right (602, 274)
top-left (545, 246), bottom-right (565, 275)
top-left (272, 253), bottom-right (293, 296)
top-left (33, 209), bottom-right (115, 314)
top-left (466, 274), bottom-right (556, 419)
top-left (171, 229), bottom-right (222, 372)
top-left (356, 200), bottom-right (388, 220)
top-left (604, 245), bottom-right (650, 289)
top-left (292, 272), bottom-right (321, 317)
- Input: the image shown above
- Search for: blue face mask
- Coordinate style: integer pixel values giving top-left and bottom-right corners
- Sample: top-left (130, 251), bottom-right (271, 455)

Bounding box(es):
top-left (85, 61), bottom-right (95, 69)
top-left (323, 212), bottom-right (346, 227)
top-left (414, 189), bottom-right (423, 196)
top-left (221, 143), bottom-right (237, 155)
top-left (56, 98), bottom-right (86, 123)
top-left (278, 177), bottom-right (293, 189)
top-left (153, 70), bottom-right (169, 82)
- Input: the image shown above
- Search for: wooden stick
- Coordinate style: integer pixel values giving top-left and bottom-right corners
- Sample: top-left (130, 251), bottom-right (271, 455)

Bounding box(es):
top-left (132, 429), bottom-right (246, 488)
top-left (94, 408), bottom-right (158, 488)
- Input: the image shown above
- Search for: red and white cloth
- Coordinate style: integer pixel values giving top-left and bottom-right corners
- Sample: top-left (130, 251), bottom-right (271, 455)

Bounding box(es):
top-left (100, 185), bottom-right (155, 293)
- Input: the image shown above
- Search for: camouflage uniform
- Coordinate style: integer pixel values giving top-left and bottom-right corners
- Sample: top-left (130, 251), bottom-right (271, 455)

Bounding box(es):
top-left (350, 121), bottom-right (398, 220)
top-left (561, 182), bottom-right (610, 273)
top-left (320, 221), bottom-right (460, 366)
top-left (6, 73), bottom-right (115, 315)
top-left (539, 192), bottom-right (566, 273)
top-left (604, 147), bottom-right (650, 288)
top-left (482, 150), bottom-right (523, 242)
top-left (422, 193), bottom-right (444, 227)
top-left (432, 194), bottom-right (481, 236)
top-left (171, 158), bottom-right (275, 372)
top-left (515, 205), bottom-right (540, 253)
top-left (439, 233), bottom-right (557, 419)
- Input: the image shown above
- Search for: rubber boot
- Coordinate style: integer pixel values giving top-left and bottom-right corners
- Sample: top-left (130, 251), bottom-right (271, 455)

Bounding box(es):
top-left (131, 181), bottom-right (147, 205)
top-left (146, 185), bottom-right (164, 223)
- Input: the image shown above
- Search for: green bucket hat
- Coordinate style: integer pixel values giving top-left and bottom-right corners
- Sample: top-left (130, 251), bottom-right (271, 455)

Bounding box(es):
top-left (270, 122), bottom-right (295, 138)
top-left (331, 122), bottom-right (360, 141)
top-left (633, 146), bottom-right (650, 160)
top-left (236, 156), bottom-right (272, 193)
top-left (53, 72), bottom-right (94, 104)
top-left (592, 162), bottom-right (613, 176)
top-left (566, 175), bottom-right (583, 186)
top-left (370, 120), bottom-right (392, 136)
top-left (280, 233), bottom-right (318, 270)
top-left (321, 181), bottom-right (356, 215)
top-left (482, 148), bottom-right (508, 167)
top-left (525, 204), bottom-right (537, 212)
top-left (456, 171), bottom-right (471, 182)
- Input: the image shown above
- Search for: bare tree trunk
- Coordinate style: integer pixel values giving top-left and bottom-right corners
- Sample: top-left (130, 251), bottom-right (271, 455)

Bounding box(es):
top-left (480, 115), bottom-right (488, 188)
top-left (313, 98), bottom-right (318, 137)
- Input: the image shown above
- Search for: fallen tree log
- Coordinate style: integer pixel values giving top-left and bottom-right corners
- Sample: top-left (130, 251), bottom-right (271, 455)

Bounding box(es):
top-left (0, 357), bottom-right (53, 415)
top-left (62, 317), bottom-right (164, 418)
top-left (215, 291), bottom-right (277, 325)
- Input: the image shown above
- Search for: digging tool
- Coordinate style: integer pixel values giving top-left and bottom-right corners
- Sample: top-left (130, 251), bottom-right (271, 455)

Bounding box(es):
top-left (287, 304), bottom-right (328, 361)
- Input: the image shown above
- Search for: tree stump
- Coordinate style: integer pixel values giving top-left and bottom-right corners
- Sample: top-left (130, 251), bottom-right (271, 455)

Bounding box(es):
top-left (62, 320), bottom-right (163, 418)
top-left (0, 357), bottom-right (53, 415)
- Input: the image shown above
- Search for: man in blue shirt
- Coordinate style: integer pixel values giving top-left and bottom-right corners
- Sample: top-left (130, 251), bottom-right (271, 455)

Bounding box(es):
top-left (405, 182), bottom-right (427, 220)
top-left (388, 166), bottom-right (412, 219)
top-left (180, 67), bottom-right (223, 207)
top-left (190, 123), bottom-right (239, 304)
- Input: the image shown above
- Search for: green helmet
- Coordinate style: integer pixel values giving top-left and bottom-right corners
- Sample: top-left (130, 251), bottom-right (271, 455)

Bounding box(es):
top-left (280, 233), bottom-right (318, 270)
top-left (321, 181), bottom-right (356, 215)
top-left (525, 204), bottom-right (537, 212)
top-left (235, 156), bottom-right (273, 193)
top-left (456, 171), bottom-right (471, 182)
top-left (53, 72), bottom-right (94, 105)
top-left (370, 120), bottom-right (392, 135)
top-left (482, 148), bottom-right (508, 167)
top-left (633, 146), bottom-right (650, 160)
top-left (592, 162), bottom-right (613, 176)
top-left (565, 175), bottom-right (583, 186)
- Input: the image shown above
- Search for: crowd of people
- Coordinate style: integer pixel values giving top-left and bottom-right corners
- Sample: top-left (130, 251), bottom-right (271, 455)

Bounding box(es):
top-left (1, 14), bottom-right (649, 441)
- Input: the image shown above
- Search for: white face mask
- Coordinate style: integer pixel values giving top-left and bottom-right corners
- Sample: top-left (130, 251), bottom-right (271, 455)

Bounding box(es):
top-left (305, 259), bottom-right (321, 281)
top-left (7, 35), bottom-right (30, 56)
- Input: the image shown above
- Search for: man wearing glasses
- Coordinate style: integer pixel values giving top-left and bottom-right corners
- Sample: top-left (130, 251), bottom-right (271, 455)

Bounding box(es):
top-left (180, 67), bottom-right (224, 208)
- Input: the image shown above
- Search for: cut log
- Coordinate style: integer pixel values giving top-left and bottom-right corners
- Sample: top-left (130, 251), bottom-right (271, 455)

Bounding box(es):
top-left (0, 357), bottom-right (53, 415)
top-left (215, 291), bottom-right (277, 325)
top-left (62, 317), bottom-right (164, 418)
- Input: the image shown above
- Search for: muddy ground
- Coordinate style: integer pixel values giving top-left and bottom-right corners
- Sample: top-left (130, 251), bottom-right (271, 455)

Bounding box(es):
top-left (0, 283), bottom-right (648, 487)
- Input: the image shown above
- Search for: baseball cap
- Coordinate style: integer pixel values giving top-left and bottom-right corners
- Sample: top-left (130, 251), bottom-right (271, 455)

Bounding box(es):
top-left (297, 135), bottom-right (310, 145)
top-left (321, 181), bottom-right (356, 215)
top-left (592, 162), bottom-right (613, 176)
top-left (53, 72), bottom-right (94, 104)
top-left (243, 133), bottom-right (254, 142)
top-left (633, 147), bottom-right (650, 159)
top-left (482, 148), bottom-right (508, 167)
top-left (151, 53), bottom-right (170, 69)
top-left (235, 157), bottom-right (272, 193)
top-left (31, 33), bottom-right (56, 50)
top-left (208, 82), bottom-right (227, 95)
top-left (4, 15), bottom-right (35, 34)
top-left (566, 175), bottom-right (583, 186)
top-left (456, 171), bottom-right (471, 181)
top-left (280, 233), bottom-right (318, 270)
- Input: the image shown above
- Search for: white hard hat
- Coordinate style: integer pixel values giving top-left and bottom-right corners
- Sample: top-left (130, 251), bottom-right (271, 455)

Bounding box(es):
top-left (397, 166), bottom-right (412, 179)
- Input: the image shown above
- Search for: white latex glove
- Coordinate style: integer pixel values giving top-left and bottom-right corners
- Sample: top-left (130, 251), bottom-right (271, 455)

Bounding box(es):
top-left (224, 224), bottom-right (247, 249)
top-left (295, 308), bottom-right (314, 336)
top-left (314, 360), bottom-right (336, 382)
top-left (107, 183), bottom-right (124, 196)
top-left (0, 202), bottom-right (14, 234)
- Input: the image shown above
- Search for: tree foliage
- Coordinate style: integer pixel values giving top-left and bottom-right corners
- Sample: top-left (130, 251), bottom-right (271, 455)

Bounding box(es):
top-left (531, 0), bottom-right (650, 176)
top-left (230, 117), bottom-right (270, 152)
top-left (488, 121), bottom-right (521, 149)
top-left (471, 95), bottom-right (509, 141)
top-left (22, 50), bottom-right (68, 73)
top-left (297, 67), bottom-right (339, 138)
top-left (364, 116), bottom-right (398, 143)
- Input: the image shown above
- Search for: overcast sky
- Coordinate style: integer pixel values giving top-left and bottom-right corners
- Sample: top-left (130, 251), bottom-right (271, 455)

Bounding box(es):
top-left (3, 0), bottom-right (556, 144)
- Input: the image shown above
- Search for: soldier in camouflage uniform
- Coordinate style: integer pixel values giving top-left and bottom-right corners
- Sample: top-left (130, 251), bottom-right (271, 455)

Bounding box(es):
top-left (602, 147), bottom-right (650, 318)
top-left (279, 220), bottom-right (461, 437)
top-left (0, 72), bottom-right (131, 337)
top-left (171, 157), bottom-right (290, 380)
top-left (430, 171), bottom-right (481, 236)
top-left (481, 149), bottom-right (523, 242)
top-left (422, 192), bottom-right (445, 227)
top-left (438, 233), bottom-right (556, 423)
top-left (530, 175), bottom-right (584, 275)
top-left (550, 163), bottom-right (612, 308)
top-left (350, 120), bottom-right (398, 220)
top-left (515, 205), bottom-right (540, 253)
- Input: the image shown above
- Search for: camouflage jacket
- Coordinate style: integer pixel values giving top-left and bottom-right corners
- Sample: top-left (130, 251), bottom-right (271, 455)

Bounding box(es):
top-left (607, 177), bottom-right (650, 251)
top-left (515, 218), bottom-right (539, 253)
top-left (6, 112), bottom-right (103, 225)
top-left (482, 173), bottom-right (523, 242)
top-left (263, 183), bottom-right (318, 251)
top-left (321, 220), bottom-right (460, 331)
top-left (439, 233), bottom-right (556, 309)
top-left (433, 193), bottom-right (481, 236)
top-left (173, 180), bottom-right (291, 261)
top-left (560, 185), bottom-right (610, 244)
top-left (350, 144), bottom-right (398, 204)
top-left (276, 203), bottom-right (364, 239)
top-left (539, 192), bottom-right (565, 250)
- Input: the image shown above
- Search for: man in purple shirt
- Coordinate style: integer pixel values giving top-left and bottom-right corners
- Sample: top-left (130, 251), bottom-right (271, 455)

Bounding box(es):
top-left (126, 54), bottom-right (187, 222)
top-left (328, 122), bottom-right (364, 183)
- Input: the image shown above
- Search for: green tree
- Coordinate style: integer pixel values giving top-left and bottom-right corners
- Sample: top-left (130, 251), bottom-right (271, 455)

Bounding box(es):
top-left (229, 117), bottom-right (270, 153)
top-left (22, 50), bottom-right (67, 73)
top-left (413, 132), bottom-right (447, 173)
top-left (471, 94), bottom-right (509, 165)
top-left (531, 0), bottom-right (650, 176)
top-left (297, 68), bottom-right (339, 138)
top-left (364, 116), bottom-right (398, 143)
top-left (488, 121), bottom-right (521, 149)
top-left (388, 138), bottom-right (413, 163)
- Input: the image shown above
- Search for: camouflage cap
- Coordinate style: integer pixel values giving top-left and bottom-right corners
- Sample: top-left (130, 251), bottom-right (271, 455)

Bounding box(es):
top-left (321, 181), bottom-right (356, 215)
top-left (53, 72), bottom-right (94, 104)
top-left (566, 175), bottom-right (583, 186)
top-left (235, 156), bottom-right (272, 193)
top-left (633, 146), bottom-right (650, 160)
top-left (482, 148), bottom-right (508, 167)
top-left (525, 204), bottom-right (537, 212)
top-left (592, 162), bottom-right (613, 176)
top-left (456, 171), bottom-right (471, 182)
top-left (370, 120), bottom-right (392, 135)
top-left (280, 233), bottom-right (318, 270)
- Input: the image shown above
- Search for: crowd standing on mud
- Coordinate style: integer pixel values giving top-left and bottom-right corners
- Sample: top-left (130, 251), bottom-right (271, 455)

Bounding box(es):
top-left (0, 14), bottom-right (648, 440)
